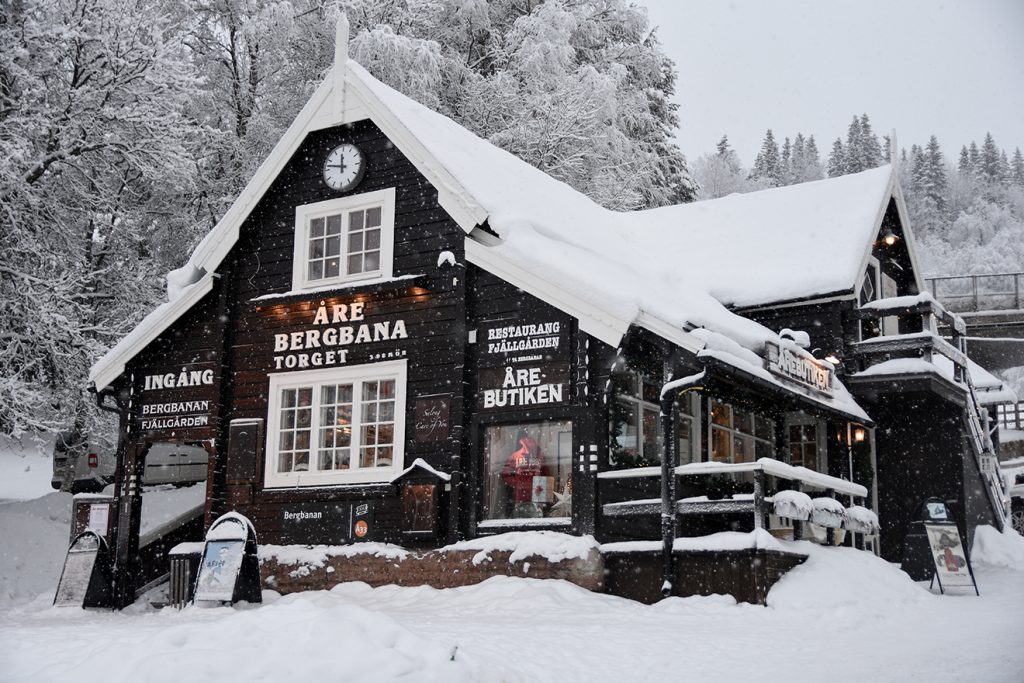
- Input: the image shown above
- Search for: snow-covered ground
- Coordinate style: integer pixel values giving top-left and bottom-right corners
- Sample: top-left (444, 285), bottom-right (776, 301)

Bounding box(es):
top-left (2, 438), bottom-right (1024, 682)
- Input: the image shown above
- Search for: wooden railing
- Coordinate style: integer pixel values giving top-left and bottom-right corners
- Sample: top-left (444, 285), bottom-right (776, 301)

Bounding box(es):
top-left (925, 272), bottom-right (1024, 312)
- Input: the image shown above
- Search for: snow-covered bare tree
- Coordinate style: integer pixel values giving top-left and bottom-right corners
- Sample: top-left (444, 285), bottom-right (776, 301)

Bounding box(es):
top-left (0, 0), bottom-right (200, 436)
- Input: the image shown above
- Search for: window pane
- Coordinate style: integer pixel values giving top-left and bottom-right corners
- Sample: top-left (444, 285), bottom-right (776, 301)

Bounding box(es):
top-left (325, 259), bottom-right (340, 278)
top-left (348, 232), bottom-right (363, 252)
top-left (348, 254), bottom-right (363, 274)
top-left (325, 236), bottom-right (340, 258)
top-left (378, 401), bottom-right (394, 422)
top-left (710, 400), bottom-right (730, 427)
top-left (366, 206), bottom-right (381, 227)
top-left (733, 435), bottom-right (753, 463)
top-left (482, 421), bottom-right (573, 521)
top-left (309, 238), bottom-right (324, 260)
top-left (326, 214), bottom-right (342, 235)
top-left (349, 210), bottom-right (364, 232)
top-left (310, 217), bottom-right (325, 238)
top-left (376, 446), bottom-right (393, 467)
top-left (295, 430), bottom-right (309, 450)
top-left (363, 382), bottom-right (378, 401)
top-left (360, 447), bottom-right (375, 468)
top-left (308, 260), bottom-right (323, 281)
top-left (298, 388), bottom-right (312, 406)
top-left (321, 385), bottom-right (335, 404)
top-left (364, 251), bottom-right (380, 272)
top-left (293, 451), bottom-right (308, 471)
top-left (296, 408), bottom-right (311, 429)
top-left (755, 416), bottom-right (774, 441)
top-left (733, 408), bottom-right (753, 435)
top-left (278, 452), bottom-right (292, 473)
top-left (363, 403), bottom-right (377, 423)
top-left (711, 426), bottom-right (731, 462)
top-left (282, 389), bottom-right (296, 409)
top-left (366, 229), bottom-right (381, 250)
top-left (280, 431), bottom-right (294, 451)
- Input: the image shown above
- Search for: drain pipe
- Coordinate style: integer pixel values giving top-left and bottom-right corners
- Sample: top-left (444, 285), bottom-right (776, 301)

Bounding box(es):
top-left (659, 371), bottom-right (705, 598)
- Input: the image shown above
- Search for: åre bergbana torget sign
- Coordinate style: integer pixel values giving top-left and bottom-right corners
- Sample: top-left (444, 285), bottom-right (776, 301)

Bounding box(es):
top-left (271, 301), bottom-right (408, 371)
top-left (764, 341), bottom-right (833, 396)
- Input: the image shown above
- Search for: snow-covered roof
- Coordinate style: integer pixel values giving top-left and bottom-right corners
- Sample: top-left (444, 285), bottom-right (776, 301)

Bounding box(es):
top-left (88, 35), bottom-right (872, 422)
top-left (851, 355), bottom-right (1019, 405)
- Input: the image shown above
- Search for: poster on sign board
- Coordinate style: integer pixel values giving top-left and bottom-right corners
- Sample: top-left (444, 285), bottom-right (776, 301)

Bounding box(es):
top-left (194, 540), bottom-right (245, 602)
top-left (923, 523), bottom-right (978, 594)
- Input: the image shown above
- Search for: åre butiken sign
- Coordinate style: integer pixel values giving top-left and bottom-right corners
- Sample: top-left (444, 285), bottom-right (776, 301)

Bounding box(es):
top-left (765, 341), bottom-right (832, 396)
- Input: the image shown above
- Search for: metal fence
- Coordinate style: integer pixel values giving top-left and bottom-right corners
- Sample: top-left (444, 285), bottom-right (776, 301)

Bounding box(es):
top-left (925, 272), bottom-right (1024, 313)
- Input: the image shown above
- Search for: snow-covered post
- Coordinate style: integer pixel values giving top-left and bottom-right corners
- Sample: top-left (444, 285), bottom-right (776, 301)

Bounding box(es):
top-left (659, 369), bottom-right (705, 597)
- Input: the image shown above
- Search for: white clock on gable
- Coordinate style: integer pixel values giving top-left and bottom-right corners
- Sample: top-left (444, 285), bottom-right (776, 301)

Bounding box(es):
top-left (323, 143), bottom-right (366, 192)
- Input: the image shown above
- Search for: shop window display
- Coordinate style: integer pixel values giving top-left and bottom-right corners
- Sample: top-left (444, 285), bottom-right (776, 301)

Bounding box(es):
top-left (708, 400), bottom-right (775, 464)
top-left (482, 421), bottom-right (573, 521)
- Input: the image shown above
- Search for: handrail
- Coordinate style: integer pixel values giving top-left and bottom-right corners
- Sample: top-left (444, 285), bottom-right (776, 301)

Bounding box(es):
top-left (925, 272), bottom-right (1024, 312)
top-left (598, 457), bottom-right (868, 498)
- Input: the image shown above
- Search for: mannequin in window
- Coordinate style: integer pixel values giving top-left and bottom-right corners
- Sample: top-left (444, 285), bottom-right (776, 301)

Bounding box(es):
top-left (502, 430), bottom-right (547, 518)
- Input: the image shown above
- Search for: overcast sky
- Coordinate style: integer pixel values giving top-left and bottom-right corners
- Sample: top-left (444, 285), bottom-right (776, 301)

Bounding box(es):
top-left (639, 0), bottom-right (1024, 165)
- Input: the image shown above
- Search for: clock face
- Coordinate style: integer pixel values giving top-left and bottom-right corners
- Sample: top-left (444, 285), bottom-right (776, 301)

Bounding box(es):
top-left (323, 143), bottom-right (366, 192)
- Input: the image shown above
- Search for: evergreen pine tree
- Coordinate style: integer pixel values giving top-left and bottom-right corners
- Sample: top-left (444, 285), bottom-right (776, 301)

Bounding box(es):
top-left (921, 135), bottom-right (947, 211)
top-left (999, 150), bottom-right (1011, 184)
top-left (827, 138), bottom-right (845, 177)
top-left (909, 144), bottom-right (925, 194)
top-left (958, 145), bottom-right (972, 174)
top-left (780, 137), bottom-right (792, 185)
top-left (859, 114), bottom-right (882, 169)
top-left (883, 135), bottom-right (891, 164)
top-left (1011, 148), bottom-right (1024, 186)
top-left (750, 129), bottom-right (782, 186)
top-left (979, 133), bottom-right (1001, 185)
top-left (844, 116), bottom-right (864, 172)
top-left (968, 141), bottom-right (980, 170)
top-left (804, 135), bottom-right (823, 180)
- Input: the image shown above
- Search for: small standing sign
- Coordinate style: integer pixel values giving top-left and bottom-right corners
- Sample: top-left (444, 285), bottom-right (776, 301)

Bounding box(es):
top-left (923, 522), bottom-right (979, 596)
top-left (193, 512), bottom-right (262, 605)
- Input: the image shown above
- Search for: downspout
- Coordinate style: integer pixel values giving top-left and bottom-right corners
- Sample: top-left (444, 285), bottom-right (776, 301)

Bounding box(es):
top-left (659, 370), bottom-right (705, 598)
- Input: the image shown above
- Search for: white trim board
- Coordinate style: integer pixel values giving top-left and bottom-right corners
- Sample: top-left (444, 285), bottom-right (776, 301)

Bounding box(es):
top-left (89, 273), bottom-right (216, 390)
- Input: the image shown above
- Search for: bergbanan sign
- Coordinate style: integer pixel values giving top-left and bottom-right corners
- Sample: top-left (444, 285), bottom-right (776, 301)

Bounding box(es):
top-left (765, 342), bottom-right (833, 396)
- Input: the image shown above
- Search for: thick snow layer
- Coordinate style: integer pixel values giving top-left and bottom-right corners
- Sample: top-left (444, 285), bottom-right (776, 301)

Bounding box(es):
top-left (0, 493), bottom-right (72, 607)
top-left (441, 531), bottom-right (599, 566)
top-left (852, 352), bottom-right (1018, 405)
top-left (3, 542), bottom-right (1023, 682)
top-left (773, 489), bottom-right (813, 520)
top-left (260, 543), bottom-right (410, 567)
top-left (353, 63), bottom-right (872, 421)
top-left (602, 529), bottom-right (788, 554)
top-left (0, 433), bottom-right (56, 502)
top-left (971, 525), bottom-right (1024, 567)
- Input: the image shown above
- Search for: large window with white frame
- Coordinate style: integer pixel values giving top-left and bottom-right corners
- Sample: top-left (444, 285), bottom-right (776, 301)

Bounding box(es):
top-left (264, 360), bottom-right (406, 487)
top-left (292, 188), bottom-right (396, 291)
top-left (608, 370), bottom-right (700, 469)
top-left (708, 399), bottom-right (775, 464)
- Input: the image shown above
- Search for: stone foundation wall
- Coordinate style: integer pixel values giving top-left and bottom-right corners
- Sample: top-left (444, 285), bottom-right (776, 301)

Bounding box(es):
top-left (260, 546), bottom-right (605, 594)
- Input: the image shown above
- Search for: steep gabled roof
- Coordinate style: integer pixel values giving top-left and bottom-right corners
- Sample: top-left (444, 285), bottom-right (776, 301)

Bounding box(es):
top-left (87, 33), bottom-right (872, 421)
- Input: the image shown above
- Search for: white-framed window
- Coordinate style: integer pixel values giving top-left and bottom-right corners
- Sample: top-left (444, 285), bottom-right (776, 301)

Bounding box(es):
top-left (264, 360), bottom-right (406, 488)
top-left (785, 413), bottom-right (825, 471)
top-left (708, 400), bottom-right (775, 464)
top-left (608, 370), bottom-right (700, 469)
top-left (292, 188), bottom-right (396, 291)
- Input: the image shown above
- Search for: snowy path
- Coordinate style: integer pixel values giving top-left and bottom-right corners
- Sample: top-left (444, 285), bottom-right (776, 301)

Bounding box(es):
top-left (1, 544), bottom-right (1022, 683)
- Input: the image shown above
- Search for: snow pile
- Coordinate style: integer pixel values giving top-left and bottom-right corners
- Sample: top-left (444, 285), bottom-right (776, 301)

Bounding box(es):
top-left (843, 505), bottom-right (880, 534)
top-left (970, 525), bottom-right (1024, 568)
top-left (768, 544), bottom-right (933, 613)
top-left (2, 590), bottom-right (486, 682)
top-left (810, 497), bottom-right (845, 528)
top-left (773, 489), bottom-right (813, 520)
top-left (260, 543), bottom-right (410, 568)
top-left (441, 531), bottom-right (599, 566)
top-left (0, 492), bottom-right (72, 606)
top-left (0, 433), bottom-right (57, 501)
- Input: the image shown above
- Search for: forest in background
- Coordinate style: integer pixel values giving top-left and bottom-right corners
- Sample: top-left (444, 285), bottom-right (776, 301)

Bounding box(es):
top-left (693, 116), bottom-right (1024, 278)
top-left (1, 0), bottom-right (1021, 442)
top-left (0, 0), bottom-right (692, 438)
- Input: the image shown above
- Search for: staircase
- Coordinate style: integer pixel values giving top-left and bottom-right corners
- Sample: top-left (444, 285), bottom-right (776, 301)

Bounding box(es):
top-left (853, 294), bottom-right (1009, 529)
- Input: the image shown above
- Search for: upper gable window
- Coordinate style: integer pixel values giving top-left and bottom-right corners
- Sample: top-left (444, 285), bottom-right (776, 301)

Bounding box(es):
top-left (292, 188), bottom-right (396, 291)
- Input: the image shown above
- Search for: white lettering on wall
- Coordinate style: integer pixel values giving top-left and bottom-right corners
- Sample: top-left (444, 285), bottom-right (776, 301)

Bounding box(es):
top-left (272, 301), bottom-right (408, 371)
top-left (482, 366), bottom-right (564, 408)
top-left (143, 368), bottom-right (214, 392)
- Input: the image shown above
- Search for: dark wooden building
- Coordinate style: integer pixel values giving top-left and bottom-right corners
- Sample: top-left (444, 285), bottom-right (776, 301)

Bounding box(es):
top-left (89, 27), bottom-right (1011, 605)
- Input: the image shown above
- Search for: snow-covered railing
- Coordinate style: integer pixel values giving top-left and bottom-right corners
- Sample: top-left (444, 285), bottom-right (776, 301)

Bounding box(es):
top-left (598, 457), bottom-right (867, 498)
